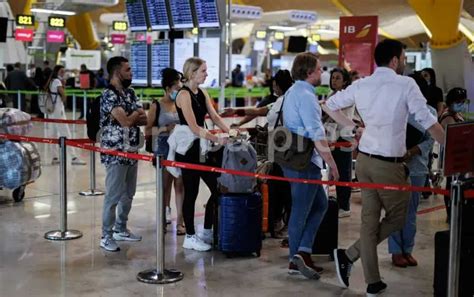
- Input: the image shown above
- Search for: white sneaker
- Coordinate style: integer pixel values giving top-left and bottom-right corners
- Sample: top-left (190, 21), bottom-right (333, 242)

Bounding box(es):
top-left (200, 229), bottom-right (213, 245)
top-left (113, 229), bottom-right (142, 241)
top-left (71, 157), bottom-right (86, 165)
top-left (339, 210), bottom-right (351, 218)
top-left (100, 236), bottom-right (120, 252)
top-left (166, 206), bottom-right (172, 224)
top-left (183, 234), bottom-right (212, 251)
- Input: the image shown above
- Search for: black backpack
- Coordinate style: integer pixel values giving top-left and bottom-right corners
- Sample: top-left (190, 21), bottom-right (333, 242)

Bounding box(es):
top-left (86, 94), bottom-right (101, 142)
top-left (87, 87), bottom-right (120, 142)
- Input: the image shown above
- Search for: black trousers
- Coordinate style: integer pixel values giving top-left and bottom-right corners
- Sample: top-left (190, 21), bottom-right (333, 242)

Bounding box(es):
top-left (175, 140), bottom-right (220, 235)
top-left (331, 140), bottom-right (353, 211)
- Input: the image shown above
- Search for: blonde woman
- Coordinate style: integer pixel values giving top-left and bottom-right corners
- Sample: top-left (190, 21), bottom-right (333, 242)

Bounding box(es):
top-left (175, 57), bottom-right (230, 251)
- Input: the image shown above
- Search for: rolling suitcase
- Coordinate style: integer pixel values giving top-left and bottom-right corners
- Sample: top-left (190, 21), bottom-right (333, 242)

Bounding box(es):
top-left (312, 196), bottom-right (338, 258)
top-left (434, 230), bottom-right (474, 297)
top-left (219, 193), bottom-right (262, 257)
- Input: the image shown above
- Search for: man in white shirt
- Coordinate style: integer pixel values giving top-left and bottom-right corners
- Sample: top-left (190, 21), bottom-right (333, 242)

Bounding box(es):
top-left (320, 66), bottom-right (330, 86)
top-left (323, 39), bottom-right (445, 295)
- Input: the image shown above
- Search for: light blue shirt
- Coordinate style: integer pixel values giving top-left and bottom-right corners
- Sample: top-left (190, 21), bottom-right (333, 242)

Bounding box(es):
top-left (282, 80), bottom-right (326, 168)
top-left (406, 105), bottom-right (436, 176)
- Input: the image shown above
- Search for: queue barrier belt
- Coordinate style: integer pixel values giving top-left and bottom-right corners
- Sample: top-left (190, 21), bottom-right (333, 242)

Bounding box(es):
top-left (1, 132), bottom-right (472, 199)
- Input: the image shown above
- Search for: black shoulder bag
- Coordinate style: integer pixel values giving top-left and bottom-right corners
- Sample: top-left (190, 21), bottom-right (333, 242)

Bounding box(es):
top-left (271, 95), bottom-right (315, 171)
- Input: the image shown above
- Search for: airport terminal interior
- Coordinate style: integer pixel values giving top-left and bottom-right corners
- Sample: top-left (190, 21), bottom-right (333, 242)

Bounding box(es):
top-left (0, 0), bottom-right (474, 297)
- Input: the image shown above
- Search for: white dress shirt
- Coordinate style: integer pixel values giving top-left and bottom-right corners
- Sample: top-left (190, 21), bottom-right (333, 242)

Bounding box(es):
top-left (320, 71), bottom-right (330, 86)
top-left (325, 67), bottom-right (437, 157)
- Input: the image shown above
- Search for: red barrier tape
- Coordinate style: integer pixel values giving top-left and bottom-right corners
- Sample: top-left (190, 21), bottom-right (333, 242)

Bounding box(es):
top-left (0, 134), bottom-right (93, 145)
top-left (160, 159), bottom-right (474, 198)
top-left (1, 132), bottom-right (472, 198)
top-left (31, 117), bottom-right (87, 125)
top-left (66, 140), bottom-right (153, 162)
top-left (0, 133), bottom-right (59, 144)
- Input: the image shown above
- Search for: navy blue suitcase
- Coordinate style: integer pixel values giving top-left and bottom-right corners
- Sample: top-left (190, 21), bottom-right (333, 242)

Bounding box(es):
top-left (218, 193), bottom-right (262, 257)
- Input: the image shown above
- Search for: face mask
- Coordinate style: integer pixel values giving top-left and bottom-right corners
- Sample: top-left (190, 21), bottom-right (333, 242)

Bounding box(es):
top-left (451, 103), bottom-right (464, 113)
top-left (121, 78), bottom-right (132, 89)
top-left (170, 90), bottom-right (178, 101)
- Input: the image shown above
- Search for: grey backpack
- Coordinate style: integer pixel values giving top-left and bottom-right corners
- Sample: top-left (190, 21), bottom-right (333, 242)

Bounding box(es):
top-left (218, 141), bottom-right (257, 193)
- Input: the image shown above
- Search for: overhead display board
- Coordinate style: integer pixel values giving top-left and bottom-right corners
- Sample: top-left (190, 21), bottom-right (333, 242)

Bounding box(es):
top-left (113, 21), bottom-right (128, 31)
top-left (199, 37), bottom-right (220, 88)
top-left (151, 40), bottom-right (170, 86)
top-left (194, 0), bottom-right (220, 28)
top-left (48, 16), bottom-right (66, 28)
top-left (174, 39), bottom-right (194, 73)
top-left (169, 0), bottom-right (194, 29)
top-left (131, 42), bottom-right (149, 85)
top-left (146, 0), bottom-right (170, 30)
top-left (126, 0), bottom-right (148, 31)
top-left (16, 15), bottom-right (35, 27)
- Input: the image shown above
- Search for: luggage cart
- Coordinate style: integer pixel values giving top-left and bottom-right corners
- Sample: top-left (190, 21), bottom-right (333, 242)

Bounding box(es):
top-left (0, 139), bottom-right (41, 203)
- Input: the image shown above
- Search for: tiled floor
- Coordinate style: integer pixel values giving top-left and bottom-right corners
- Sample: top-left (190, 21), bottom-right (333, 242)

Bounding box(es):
top-left (0, 121), bottom-right (451, 297)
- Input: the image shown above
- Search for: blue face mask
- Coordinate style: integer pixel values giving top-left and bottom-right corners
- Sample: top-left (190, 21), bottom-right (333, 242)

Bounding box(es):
top-left (170, 90), bottom-right (178, 101)
top-left (451, 102), bottom-right (464, 113)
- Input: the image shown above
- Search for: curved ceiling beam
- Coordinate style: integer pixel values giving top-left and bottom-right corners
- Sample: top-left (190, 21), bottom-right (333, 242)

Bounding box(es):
top-left (408, 0), bottom-right (464, 49)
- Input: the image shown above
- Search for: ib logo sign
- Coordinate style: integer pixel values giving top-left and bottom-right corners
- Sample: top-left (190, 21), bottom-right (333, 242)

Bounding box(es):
top-left (343, 24), bottom-right (372, 38)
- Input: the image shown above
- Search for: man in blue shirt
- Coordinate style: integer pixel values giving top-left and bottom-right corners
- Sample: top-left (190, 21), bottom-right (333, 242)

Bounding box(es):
top-left (276, 52), bottom-right (340, 280)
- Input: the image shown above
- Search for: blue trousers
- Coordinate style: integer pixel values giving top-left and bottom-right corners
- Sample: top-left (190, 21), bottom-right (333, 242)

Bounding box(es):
top-left (388, 175), bottom-right (426, 254)
top-left (282, 163), bottom-right (328, 260)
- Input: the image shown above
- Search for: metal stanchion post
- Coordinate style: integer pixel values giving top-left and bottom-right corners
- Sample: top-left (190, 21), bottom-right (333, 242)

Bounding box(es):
top-left (17, 90), bottom-right (21, 111)
top-left (448, 176), bottom-right (463, 297)
top-left (79, 145), bottom-right (104, 196)
top-left (45, 137), bottom-right (83, 240)
top-left (72, 94), bottom-right (77, 120)
top-left (137, 155), bottom-right (183, 284)
top-left (83, 92), bottom-right (87, 120)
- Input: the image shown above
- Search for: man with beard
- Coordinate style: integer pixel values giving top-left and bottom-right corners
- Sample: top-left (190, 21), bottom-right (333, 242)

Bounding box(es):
top-left (99, 56), bottom-right (147, 252)
top-left (323, 39), bottom-right (445, 295)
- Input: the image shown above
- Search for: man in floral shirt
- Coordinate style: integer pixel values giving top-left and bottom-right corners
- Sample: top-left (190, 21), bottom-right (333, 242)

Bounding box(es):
top-left (99, 56), bottom-right (147, 252)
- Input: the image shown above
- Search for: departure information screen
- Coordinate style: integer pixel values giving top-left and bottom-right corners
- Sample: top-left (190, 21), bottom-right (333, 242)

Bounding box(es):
top-left (194, 0), bottom-right (220, 28)
top-left (131, 42), bottom-right (148, 85)
top-left (151, 40), bottom-right (170, 86)
top-left (126, 0), bottom-right (147, 31)
top-left (146, 0), bottom-right (170, 30)
top-left (169, 0), bottom-right (194, 29)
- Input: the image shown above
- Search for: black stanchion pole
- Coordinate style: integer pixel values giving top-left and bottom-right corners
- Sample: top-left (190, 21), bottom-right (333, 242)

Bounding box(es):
top-left (44, 137), bottom-right (83, 241)
top-left (137, 155), bottom-right (184, 284)
top-left (447, 176), bottom-right (463, 297)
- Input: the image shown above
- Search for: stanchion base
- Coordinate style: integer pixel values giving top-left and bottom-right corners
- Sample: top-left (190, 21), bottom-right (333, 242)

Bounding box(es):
top-left (137, 269), bottom-right (184, 284)
top-left (44, 230), bottom-right (83, 241)
top-left (79, 190), bottom-right (105, 196)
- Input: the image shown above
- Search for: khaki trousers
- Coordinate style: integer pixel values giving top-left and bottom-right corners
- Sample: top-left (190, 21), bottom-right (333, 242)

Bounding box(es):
top-left (346, 153), bottom-right (410, 284)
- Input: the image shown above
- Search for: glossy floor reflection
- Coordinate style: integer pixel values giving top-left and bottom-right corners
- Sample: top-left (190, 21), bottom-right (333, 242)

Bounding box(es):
top-left (0, 122), bottom-right (450, 297)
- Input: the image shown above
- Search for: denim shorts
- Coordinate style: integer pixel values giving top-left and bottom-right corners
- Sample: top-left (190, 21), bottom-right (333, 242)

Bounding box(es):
top-left (155, 136), bottom-right (170, 157)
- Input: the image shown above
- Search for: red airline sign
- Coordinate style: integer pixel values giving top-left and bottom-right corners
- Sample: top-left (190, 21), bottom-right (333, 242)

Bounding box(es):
top-left (15, 28), bottom-right (34, 42)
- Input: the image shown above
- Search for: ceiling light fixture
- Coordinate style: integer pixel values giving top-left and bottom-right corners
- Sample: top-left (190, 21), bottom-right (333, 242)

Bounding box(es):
top-left (31, 8), bottom-right (76, 16)
top-left (268, 25), bottom-right (296, 32)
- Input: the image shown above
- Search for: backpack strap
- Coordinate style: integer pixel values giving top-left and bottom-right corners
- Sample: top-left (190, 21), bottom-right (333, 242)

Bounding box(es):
top-left (274, 94), bottom-right (287, 130)
top-left (152, 99), bottom-right (161, 127)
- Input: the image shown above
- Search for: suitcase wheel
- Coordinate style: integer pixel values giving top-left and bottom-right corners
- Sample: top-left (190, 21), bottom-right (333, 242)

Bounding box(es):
top-left (13, 185), bottom-right (26, 202)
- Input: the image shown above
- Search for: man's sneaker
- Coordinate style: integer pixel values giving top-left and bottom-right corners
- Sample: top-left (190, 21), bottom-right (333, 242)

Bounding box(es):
top-left (71, 157), bottom-right (86, 165)
top-left (51, 157), bottom-right (60, 165)
top-left (100, 236), bottom-right (120, 252)
top-left (166, 207), bottom-right (172, 224)
top-left (289, 261), bottom-right (323, 275)
top-left (183, 234), bottom-right (212, 252)
top-left (199, 229), bottom-right (213, 245)
top-left (334, 249), bottom-right (352, 288)
top-left (113, 229), bottom-right (142, 242)
top-left (366, 281), bottom-right (387, 296)
top-left (292, 252), bottom-right (320, 280)
top-left (339, 210), bottom-right (351, 218)
top-left (288, 262), bottom-right (303, 276)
